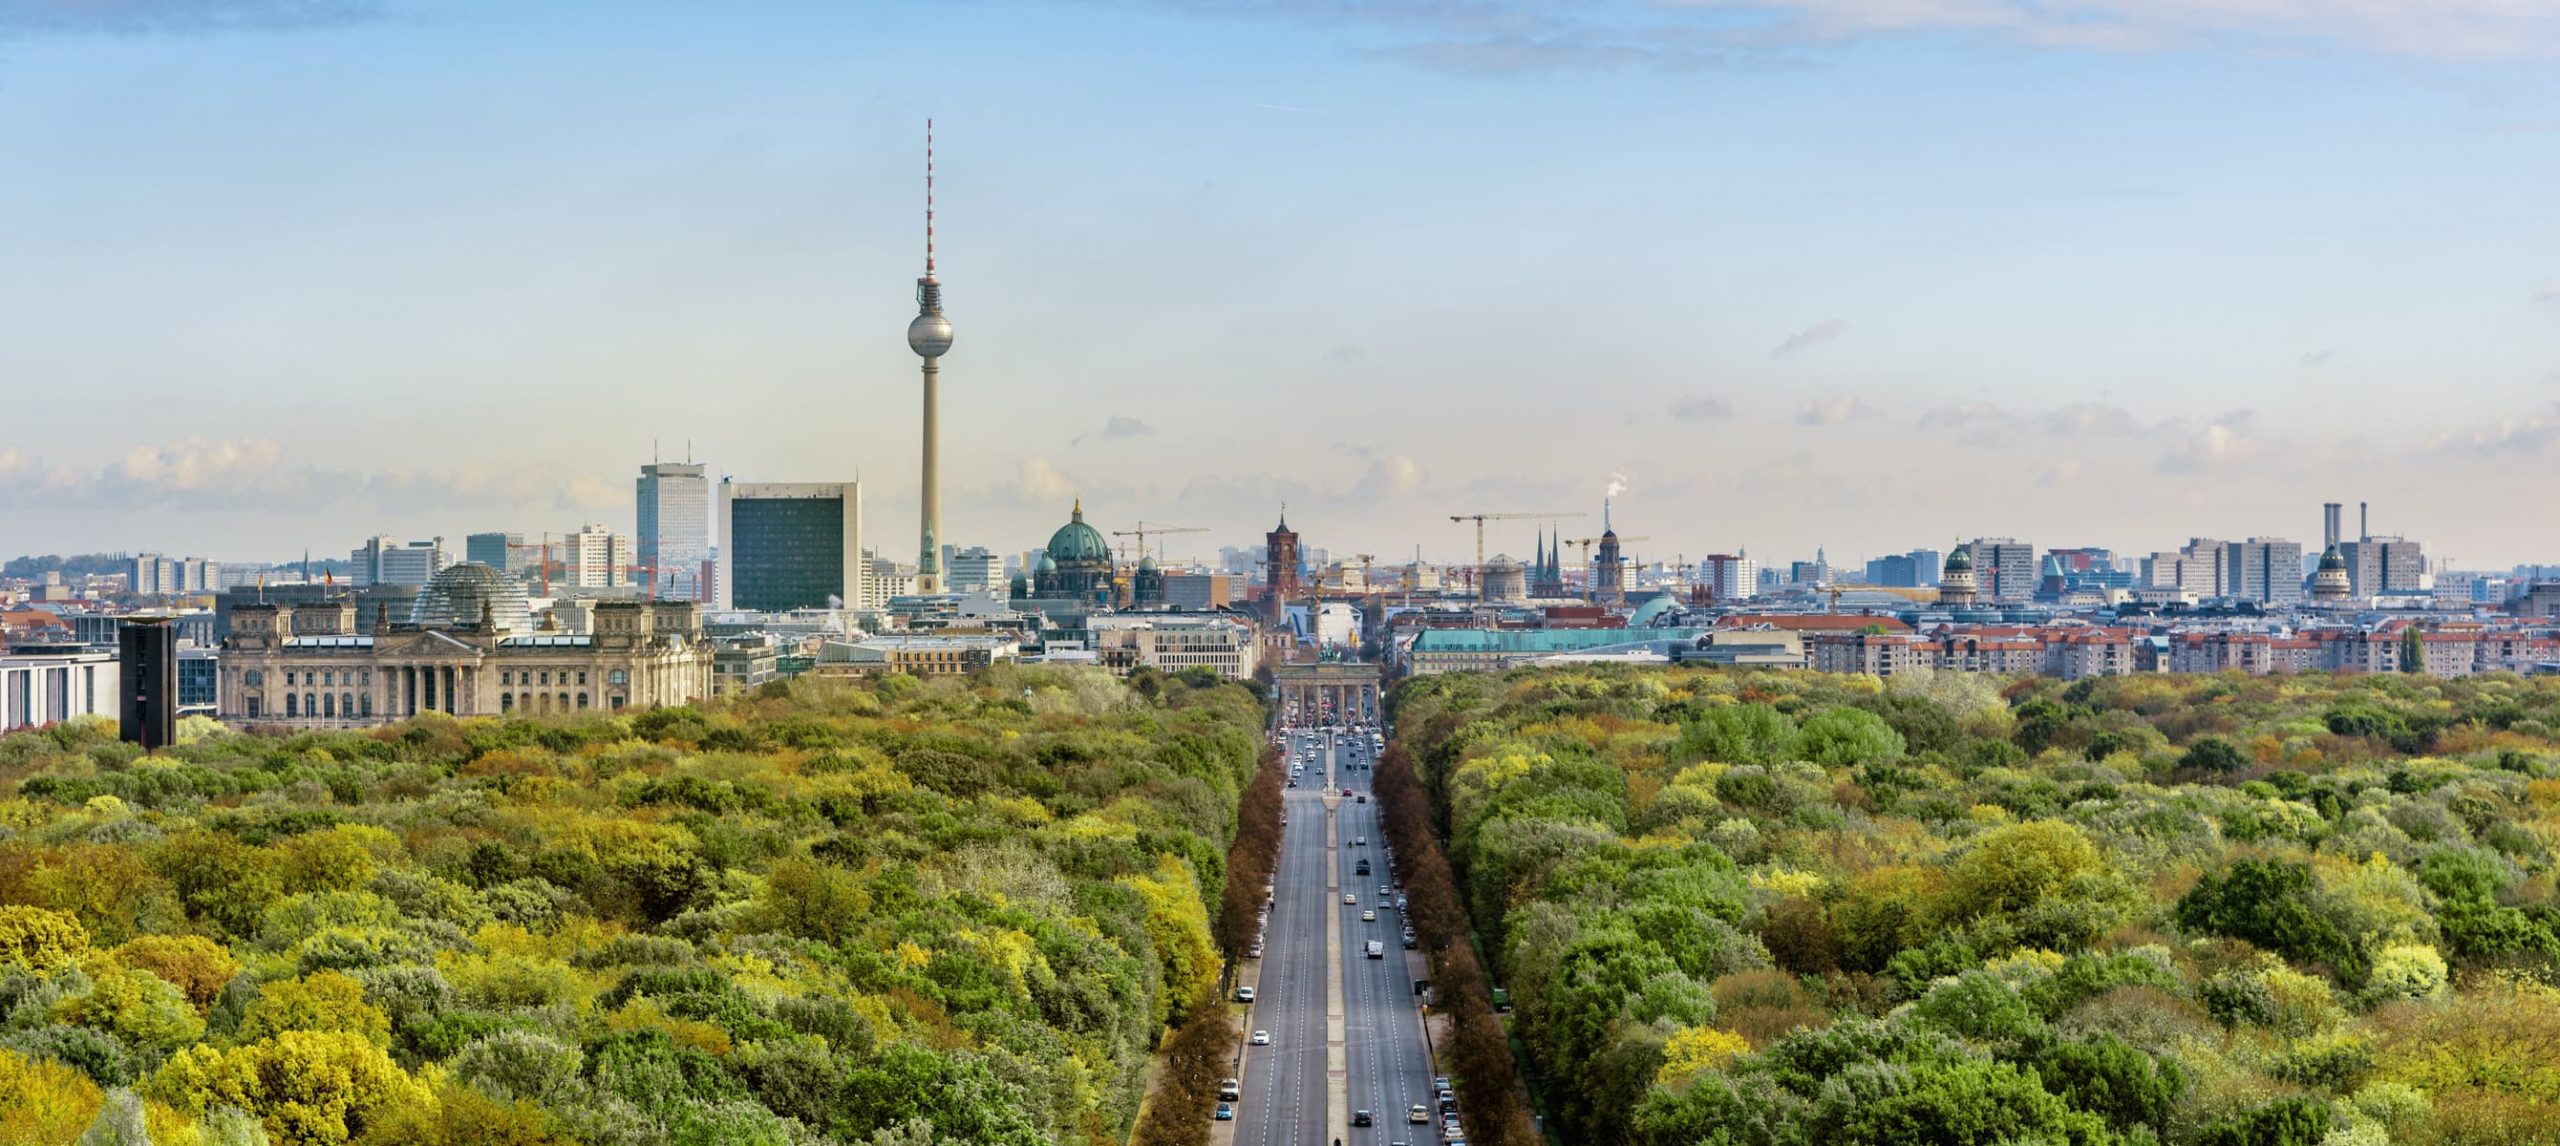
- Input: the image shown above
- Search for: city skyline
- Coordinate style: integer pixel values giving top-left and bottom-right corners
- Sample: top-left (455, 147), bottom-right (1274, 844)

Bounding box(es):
top-left (5, 1), bottom-right (2560, 564)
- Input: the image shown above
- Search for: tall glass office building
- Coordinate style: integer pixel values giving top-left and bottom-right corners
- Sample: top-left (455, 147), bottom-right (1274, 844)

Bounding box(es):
top-left (715, 481), bottom-right (863, 613)
top-left (638, 462), bottom-right (710, 601)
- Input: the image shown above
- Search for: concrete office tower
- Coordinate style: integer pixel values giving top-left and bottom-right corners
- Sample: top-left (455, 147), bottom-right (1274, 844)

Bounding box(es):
top-left (637, 461), bottom-right (710, 600)
top-left (563, 525), bottom-right (633, 590)
top-left (1968, 537), bottom-right (2037, 603)
top-left (716, 480), bottom-right (864, 613)
top-left (905, 121), bottom-right (955, 594)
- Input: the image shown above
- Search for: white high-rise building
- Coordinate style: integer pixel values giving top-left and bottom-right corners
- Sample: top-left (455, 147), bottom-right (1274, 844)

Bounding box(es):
top-left (1701, 553), bottom-right (1758, 602)
top-left (637, 462), bottom-right (711, 601)
top-left (352, 537), bottom-right (450, 588)
top-left (946, 547), bottom-right (1002, 593)
top-left (563, 525), bottom-right (633, 589)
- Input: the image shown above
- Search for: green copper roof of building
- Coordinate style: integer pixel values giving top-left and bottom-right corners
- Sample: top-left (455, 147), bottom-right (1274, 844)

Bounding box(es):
top-left (1410, 628), bottom-right (1707, 654)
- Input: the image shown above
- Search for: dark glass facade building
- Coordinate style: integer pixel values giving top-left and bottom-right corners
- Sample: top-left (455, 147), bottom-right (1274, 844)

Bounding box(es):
top-left (717, 481), bottom-right (862, 613)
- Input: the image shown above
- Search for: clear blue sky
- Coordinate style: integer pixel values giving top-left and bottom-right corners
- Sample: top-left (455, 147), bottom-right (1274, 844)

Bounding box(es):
top-left (4, 0), bottom-right (2558, 568)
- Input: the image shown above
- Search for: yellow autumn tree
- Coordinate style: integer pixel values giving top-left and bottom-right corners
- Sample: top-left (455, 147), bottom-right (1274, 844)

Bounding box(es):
top-left (0, 1046), bottom-right (104, 1144)
top-left (1656, 1027), bottom-right (1753, 1089)
top-left (1121, 853), bottom-right (1218, 1024)
top-left (150, 1029), bottom-right (432, 1146)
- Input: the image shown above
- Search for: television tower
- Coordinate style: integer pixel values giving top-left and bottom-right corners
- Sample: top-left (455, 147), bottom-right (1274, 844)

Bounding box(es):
top-left (906, 120), bottom-right (954, 592)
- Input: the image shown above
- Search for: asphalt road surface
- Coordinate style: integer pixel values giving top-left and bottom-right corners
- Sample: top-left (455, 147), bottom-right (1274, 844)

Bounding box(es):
top-left (1235, 726), bottom-right (1438, 1146)
top-left (1235, 728), bottom-right (1332, 1146)
top-left (1335, 735), bottom-right (1437, 1146)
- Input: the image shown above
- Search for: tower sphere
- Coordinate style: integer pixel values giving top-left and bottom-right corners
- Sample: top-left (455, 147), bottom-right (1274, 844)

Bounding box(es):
top-left (908, 310), bottom-right (953, 358)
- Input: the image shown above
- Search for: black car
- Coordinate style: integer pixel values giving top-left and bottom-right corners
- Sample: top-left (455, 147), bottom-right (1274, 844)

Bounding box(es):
top-left (1353, 1110), bottom-right (1373, 1127)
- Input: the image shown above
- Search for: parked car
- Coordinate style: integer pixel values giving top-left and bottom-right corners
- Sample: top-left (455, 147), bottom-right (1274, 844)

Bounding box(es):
top-left (1218, 1078), bottom-right (1240, 1101)
top-left (1235, 986), bottom-right (1255, 1003)
top-left (1214, 1103), bottom-right (1233, 1121)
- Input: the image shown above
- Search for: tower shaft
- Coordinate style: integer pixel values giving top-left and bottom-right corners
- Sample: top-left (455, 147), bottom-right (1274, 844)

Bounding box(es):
top-left (919, 357), bottom-right (941, 592)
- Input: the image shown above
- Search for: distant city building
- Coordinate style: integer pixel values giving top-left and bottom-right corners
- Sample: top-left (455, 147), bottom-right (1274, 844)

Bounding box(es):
top-left (351, 536), bottom-right (450, 588)
top-left (1264, 510), bottom-right (1302, 615)
top-left (123, 554), bottom-right (213, 596)
top-left (562, 524), bottom-right (633, 590)
top-left (1969, 538), bottom-right (2036, 603)
top-left (2313, 546), bottom-right (2353, 602)
top-left (1938, 545), bottom-right (1980, 608)
top-left (946, 547), bottom-right (1003, 594)
top-left (862, 556), bottom-right (917, 609)
top-left (219, 564), bottom-right (710, 725)
top-left (1030, 501), bottom-right (1114, 603)
top-left (1, 648), bottom-right (117, 733)
top-left (2338, 535), bottom-right (2427, 598)
top-left (1087, 614), bottom-right (1261, 679)
top-left (1700, 553), bottom-right (1758, 602)
top-left (1160, 572), bottom-right (1242, 610)
top-left (2225, 538), bottom-right (2305, 606)
top-left (717, 480), bottom-right (863, 613)
top-left (465, 533), bottom-right (528, 578)
top-left (637, 461), bottom-right (711, 601)
top-left (2142, 539), bottom-right (2227, 598)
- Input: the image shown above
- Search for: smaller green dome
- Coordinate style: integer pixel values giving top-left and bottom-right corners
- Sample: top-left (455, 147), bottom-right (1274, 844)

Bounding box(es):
top-left (1944, 546), bottom-right (1974, 572)
top-left (2318, 546), bottom-right (2347, 571)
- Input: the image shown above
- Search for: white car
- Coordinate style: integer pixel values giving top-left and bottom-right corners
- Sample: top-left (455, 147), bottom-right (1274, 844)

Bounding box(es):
top-left (1250, 1030), bottom-right (1270, 1045)
top-left (1362, 910), bottom-right (1377, 922)
top-left (1344, 893), bottom-right (1358, 904)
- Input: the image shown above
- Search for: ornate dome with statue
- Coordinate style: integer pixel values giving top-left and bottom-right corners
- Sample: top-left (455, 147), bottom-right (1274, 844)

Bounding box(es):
top-left (1033, 500), bottom-right (1114, 602)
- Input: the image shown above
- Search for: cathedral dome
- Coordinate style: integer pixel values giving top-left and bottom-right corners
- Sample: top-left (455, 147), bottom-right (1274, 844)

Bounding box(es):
top-left (1046, 500), bottom-right (1111, 564)
top-left (1137, 555), bottom-right (1158, 572)
top-left (2318, 546), bottom-right (2347, 572)
top-left (410, 562), bottom-right (531, 632)
top-left (1944, 546), bottom-right (1974, 572)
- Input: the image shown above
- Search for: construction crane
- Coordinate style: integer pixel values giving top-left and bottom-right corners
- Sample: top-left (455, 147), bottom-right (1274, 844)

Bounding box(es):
top-left (1111, 522), bottom-right (1207, 564)
top-left (1449, 511), bottom-right (1583, 604)
top-left (1354, 554), bottom-right (1376, 597)
top-left (503, 535), bottom-right (556, 598)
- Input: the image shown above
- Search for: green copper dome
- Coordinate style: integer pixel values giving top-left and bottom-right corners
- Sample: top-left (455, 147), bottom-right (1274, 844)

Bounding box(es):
top-left (1047, 500), bottom-right (1111, 564)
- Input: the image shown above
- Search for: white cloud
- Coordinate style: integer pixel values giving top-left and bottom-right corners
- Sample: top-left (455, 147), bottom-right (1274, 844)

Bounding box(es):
top-left (2299, 349), bottom-right (2337, 367)
top-left (1668, 0), bottom-right (2560, 60)
top-left (1349, 454), bottom-right (1426, 501)
top-left (1772, 319), bottom-right (1848, 359)
top-left (2156, 411), bottom-right (2260, 473)
top-left (1018, 456), bottom-right (1079, 503)
top-left (2424, 408), bottom-right (2560, 457)
top-left (2537, 280), bottom-right (2560, 305)
top-left (1795, 394), bottom-right (1869, 426)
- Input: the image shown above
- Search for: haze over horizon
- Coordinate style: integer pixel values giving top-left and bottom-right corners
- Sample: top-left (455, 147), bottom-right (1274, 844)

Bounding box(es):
top-left (5, 0), bottom-right (2559, 568)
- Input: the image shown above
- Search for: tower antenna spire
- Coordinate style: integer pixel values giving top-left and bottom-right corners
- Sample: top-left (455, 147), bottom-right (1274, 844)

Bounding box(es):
top-left (924, 118), bottom-right (935, 279)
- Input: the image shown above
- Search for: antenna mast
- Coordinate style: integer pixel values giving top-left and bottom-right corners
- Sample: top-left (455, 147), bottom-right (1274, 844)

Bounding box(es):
top-left (924, 119), bottom-right (935, 279)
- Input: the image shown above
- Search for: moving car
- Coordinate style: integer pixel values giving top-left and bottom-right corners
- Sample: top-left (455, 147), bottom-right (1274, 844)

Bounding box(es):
top-left (1344, 893), bottom-right (1358, 905)
top-left (1250, 1029), bottom-right (1270, 1045)
top-left (1410, 1105), bottom-right (1431, 1124)
top-left (1366, 940), bottom-right (1385, 959)
top-left (1353, 1110), bottom-right (1373, 1127)
top-left (1362, 910), bottom-right (1376, 922)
